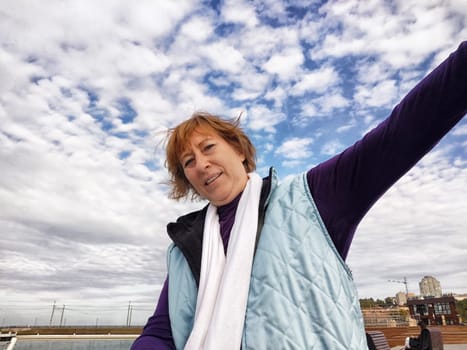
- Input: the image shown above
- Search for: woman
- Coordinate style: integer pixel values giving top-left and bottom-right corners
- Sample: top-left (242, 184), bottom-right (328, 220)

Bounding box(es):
top-left (132, 41), bottom-right (466, 350)
top-left (404, 320), bottom-right (432, 350)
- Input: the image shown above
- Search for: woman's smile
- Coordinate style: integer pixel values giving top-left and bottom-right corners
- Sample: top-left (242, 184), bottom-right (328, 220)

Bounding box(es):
top-left (205, 172), bottom-right (222, 186)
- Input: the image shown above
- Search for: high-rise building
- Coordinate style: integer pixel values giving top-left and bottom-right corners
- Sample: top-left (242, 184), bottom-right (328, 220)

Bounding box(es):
top-left (419, 276), bottom-right (442, 297)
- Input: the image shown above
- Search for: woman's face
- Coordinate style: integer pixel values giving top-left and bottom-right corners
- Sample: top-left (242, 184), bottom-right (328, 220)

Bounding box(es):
top-left (180, 128), bottom-right (248, 206)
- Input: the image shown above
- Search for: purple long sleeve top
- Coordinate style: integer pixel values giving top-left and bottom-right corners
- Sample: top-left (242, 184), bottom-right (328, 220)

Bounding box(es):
top-left (131, 41), bottom-right (467, 350)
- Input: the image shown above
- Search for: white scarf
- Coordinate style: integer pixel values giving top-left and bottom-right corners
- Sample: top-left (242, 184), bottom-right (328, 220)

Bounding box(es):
top-left (184, 172), bottom-right (263, 350)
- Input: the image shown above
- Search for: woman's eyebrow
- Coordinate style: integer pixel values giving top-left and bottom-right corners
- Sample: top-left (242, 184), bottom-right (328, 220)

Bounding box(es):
top-left (180, 135), bottom-right (213, 159)
top-left (179, 144), bottom-right (194, 159)
top-left (180, 149), bottom-right (193, 159)
top-left (196, 136), bottom-right (213, 148)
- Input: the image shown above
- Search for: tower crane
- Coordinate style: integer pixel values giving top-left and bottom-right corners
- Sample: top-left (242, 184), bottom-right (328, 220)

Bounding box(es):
top-left (388, 276), bottom-right (409, 296)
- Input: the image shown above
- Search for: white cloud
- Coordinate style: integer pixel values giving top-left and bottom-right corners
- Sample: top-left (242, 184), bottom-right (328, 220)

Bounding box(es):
top-left (221, 0), bottom-right (259, 28)
top-left (264, 142), bottom-right (274, 152)
top-left (115, 1), bottom-right (196, 41)
top-left (296, 90), bottom-right (349, 124)
top-left (246, 105), bottom-right (286, 133)
top-left (452, 124), bottom-right (467, 136)
top-left (356, 60), bottom-right (393, 85)
top-left (299, 102), bottom-right (319, 120)
top-left (231, 68), bottom-right (270, 101)
top-left (275, 137), bottom-right (313, 159)
top-left (316, 91), bottom-right (350, 113)
top-left (313, 0), bottom-right (465, 68)
top-left (264, 86), bottom-right (287, 107)
top-left (237, 25), bottom-right (299, 62)
top-left (336, 120), bottom-right (356, 133)
top-left (114, 43), bottom-right (172, 76)
top-left (291, 66), bottom-right (339, 94)
top-left (232, 87), bottom-right (263, 101)
top-left (321, 139), bottom-right (345, 156)
top-left (0, 50), bottom-right (45, 94)
top-left (179, 16), bottom-right (214, 42)
top-left (186, 83), bottom-right (226, 113)
top-left (262, 47), bottom-right (304, 80)
top-left (354, 79), bottom-right (398, 108)
top-left (202, 41), bottom-right (247, 74)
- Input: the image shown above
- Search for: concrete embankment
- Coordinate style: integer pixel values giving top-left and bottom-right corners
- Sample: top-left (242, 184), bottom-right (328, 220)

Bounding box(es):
top-left (17, 333), bottom-right (139, 340)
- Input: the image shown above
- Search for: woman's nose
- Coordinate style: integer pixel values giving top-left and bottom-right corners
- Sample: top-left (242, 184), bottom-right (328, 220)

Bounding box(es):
top-left (196, 154), bottom-right (210, 169)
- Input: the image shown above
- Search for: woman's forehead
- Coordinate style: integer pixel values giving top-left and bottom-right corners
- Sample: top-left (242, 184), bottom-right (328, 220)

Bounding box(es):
top-left (179, 126), bottom-right (217, 153)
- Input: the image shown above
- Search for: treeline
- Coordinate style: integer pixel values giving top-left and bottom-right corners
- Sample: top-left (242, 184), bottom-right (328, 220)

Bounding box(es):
top-left (456, 298), bottom-right (467, 323)
top-left (359, 297), bottom-right (396, 308)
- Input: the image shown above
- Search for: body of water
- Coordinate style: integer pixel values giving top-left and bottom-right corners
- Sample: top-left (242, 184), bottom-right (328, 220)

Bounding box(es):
top-left (11, 339), bottom-right (133, 350)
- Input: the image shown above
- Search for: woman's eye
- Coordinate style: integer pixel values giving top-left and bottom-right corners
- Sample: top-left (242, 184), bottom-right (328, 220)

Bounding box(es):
top-left (204, 143), bottom-right (215, 152)
top-left (183, 158), bottom-right (194, 168)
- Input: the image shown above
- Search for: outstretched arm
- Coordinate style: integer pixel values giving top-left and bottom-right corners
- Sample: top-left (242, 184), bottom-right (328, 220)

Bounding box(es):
top-left (308, 41), bottom-right (467, 259)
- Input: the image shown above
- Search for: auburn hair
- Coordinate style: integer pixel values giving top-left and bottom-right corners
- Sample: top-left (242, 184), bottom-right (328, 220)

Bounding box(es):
top-left (166, 111), bottom-right (256, 200)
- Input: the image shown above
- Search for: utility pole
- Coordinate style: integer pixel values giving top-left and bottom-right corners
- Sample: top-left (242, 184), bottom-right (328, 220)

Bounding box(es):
top-left (129, 303), bottom-right (133, 327)
top-left (59, 305), bottom-right (65, 327)
top-left (126, 301), bottom-right (132, 327)
top-left (49, 300), bottom-right (56, 327)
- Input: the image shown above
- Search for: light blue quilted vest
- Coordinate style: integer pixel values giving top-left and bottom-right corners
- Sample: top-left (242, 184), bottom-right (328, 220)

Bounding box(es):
top-left (167, 171), bottom-right (367, 349)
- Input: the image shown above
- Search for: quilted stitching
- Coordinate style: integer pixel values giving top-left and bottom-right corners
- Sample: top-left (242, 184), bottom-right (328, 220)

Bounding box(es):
top-left (168, 172), bottom-right (367, 349)
top-left (242, 173), bottom-right (366, 349)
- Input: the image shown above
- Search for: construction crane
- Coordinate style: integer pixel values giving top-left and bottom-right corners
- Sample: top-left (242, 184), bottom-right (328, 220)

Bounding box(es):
top-left (388, 276), bottom-right (409, 296)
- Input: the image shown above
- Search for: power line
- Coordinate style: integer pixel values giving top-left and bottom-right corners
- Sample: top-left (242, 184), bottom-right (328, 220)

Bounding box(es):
top-left (2, 300), bottom-right (156, 326)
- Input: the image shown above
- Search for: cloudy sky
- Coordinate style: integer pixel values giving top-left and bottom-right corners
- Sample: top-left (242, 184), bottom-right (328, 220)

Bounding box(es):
top-left (1, 0), bottom-right (466, 327)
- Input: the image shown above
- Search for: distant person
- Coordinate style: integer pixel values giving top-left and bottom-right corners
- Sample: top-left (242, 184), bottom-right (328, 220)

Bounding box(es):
top-left (131, 41), bottom-right (466, 349)
top-left (404, 319), bottom-right (432, 350)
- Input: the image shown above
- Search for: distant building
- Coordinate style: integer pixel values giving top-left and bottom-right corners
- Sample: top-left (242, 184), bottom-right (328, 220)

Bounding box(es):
top-left (396, 291), bottom-right (407, 306)
top-left (419, 276), bottom-right (442, 297)
top-left (407, 296), bottom-right (459, 325)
